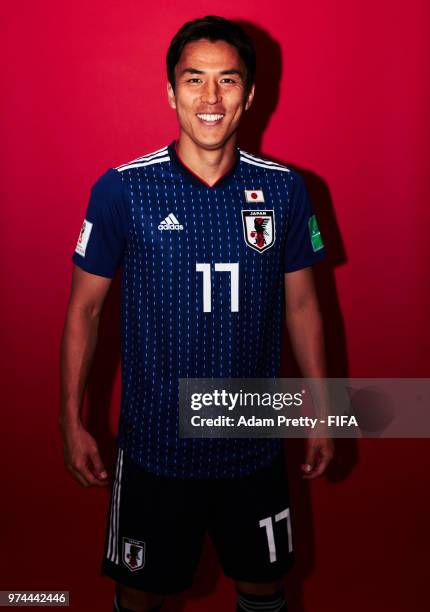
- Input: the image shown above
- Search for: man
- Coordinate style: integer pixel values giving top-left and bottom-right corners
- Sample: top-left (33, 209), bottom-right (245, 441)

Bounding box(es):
top-left (60, 15), bottom-right (333, 612)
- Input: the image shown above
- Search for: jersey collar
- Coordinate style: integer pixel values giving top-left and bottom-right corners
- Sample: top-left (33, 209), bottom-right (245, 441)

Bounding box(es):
top-left (168, 140), bottom-right (240, 189)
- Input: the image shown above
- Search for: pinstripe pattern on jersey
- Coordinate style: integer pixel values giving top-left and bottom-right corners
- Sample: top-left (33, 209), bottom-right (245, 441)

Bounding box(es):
top-left (71, 140), bottom-right (330, 477)
top-left (69, 142), bottom-right (325, 477)
top-left (112, 142), bottom-right (294, 478)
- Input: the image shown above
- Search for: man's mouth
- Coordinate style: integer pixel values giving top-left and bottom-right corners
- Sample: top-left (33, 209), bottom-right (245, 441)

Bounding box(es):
top-left (196, 113), bottom-right (225, 125)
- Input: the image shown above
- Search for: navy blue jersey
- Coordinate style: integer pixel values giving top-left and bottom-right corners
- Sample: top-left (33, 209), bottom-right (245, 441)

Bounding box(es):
top-left (72, 142), bottom-right (326, 478)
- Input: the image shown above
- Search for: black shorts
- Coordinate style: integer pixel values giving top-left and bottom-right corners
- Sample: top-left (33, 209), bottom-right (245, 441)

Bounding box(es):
top-left (100, 448), bottom-right (295, 595)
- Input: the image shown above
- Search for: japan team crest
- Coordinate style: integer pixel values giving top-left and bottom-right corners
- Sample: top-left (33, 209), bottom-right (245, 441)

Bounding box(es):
top-left (241, 210), bottom-right (275, 253)
top-left (122, 537), bottom-right (145, 571)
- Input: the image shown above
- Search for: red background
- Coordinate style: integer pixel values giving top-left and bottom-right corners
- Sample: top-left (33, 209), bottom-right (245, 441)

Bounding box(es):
top-left (2, 1), bottom-right (430, 610)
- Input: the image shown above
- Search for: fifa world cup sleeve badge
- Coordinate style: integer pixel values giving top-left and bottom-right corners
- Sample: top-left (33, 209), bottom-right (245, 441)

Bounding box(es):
top-left (75, 219), bottom-right (93, 257)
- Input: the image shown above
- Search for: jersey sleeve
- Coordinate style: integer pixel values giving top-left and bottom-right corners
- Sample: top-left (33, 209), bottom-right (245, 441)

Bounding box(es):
top-left (284, 170), bottom-right (326, 272)
top-left (72, 168), bottom-right (128, 278)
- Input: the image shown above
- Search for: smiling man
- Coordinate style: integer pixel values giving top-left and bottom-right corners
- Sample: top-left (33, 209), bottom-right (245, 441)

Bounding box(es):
top-left (60, 15), bottom-right (333, 612)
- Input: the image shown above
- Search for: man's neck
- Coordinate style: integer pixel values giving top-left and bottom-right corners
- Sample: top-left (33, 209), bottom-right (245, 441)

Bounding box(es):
top-left (175, 135), bottom-right (237, 187)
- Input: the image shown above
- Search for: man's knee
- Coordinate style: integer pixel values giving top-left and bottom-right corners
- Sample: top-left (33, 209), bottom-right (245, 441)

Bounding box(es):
top-left (234, 579), bottom-right (284, 595)
top-left (115, 583), bottom-right (165, 612)
top-left (234, 580), bottom-right (287, 612)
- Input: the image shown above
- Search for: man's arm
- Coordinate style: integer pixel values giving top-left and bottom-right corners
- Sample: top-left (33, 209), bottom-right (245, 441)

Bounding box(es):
top-left (59, 265), bottom-right (113, 487)
top-left (284, 266), bottom-right (334, 479)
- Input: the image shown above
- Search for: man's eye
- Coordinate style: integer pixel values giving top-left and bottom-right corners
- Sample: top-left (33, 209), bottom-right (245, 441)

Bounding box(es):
top-left (221, 78), bottom-right (235, 83)
top-left (188, 78), bottom-right (202, 83)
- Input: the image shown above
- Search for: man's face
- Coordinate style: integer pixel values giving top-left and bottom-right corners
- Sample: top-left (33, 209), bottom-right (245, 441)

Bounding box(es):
top-left (167, 38), bottom-right (255, 150)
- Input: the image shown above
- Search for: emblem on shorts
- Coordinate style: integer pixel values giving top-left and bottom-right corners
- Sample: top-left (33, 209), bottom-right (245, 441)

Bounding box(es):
top-left (242, 210), bottom-right (275, 253)
top-left (122, 537), bottom-right (145, 571)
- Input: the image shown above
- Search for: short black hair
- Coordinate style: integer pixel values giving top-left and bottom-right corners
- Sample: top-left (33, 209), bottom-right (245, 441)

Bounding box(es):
top-left (166, 15), bottom-right (256, 95)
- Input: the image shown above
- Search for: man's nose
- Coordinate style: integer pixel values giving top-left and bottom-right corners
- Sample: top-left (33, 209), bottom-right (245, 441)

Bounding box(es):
top-left (201, 79), bottom-right (221, 104)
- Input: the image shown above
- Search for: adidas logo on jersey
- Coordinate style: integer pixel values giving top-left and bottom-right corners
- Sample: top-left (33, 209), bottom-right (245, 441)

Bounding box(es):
top-left (158, 213), bottom-right (183, 230)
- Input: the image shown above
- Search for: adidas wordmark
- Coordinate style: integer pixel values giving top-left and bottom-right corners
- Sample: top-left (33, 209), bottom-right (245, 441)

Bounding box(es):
top-left (158, 213), bottom-right (183, 230)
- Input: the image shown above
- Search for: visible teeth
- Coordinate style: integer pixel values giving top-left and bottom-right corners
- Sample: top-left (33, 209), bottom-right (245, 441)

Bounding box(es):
top-left (197, 113), bottom-right (224, 122)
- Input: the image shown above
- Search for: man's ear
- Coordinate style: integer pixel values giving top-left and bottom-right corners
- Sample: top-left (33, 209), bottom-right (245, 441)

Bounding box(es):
top-left (167, 81), bottom-right (176, 109)
top-left (244, 83), bottom-right (255, 111)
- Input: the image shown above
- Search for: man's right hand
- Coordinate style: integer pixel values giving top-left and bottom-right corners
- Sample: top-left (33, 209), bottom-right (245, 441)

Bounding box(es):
top-left (59, 266), bottom-right (114, 487)
top-left (59, 419), bottom-right (109, 487)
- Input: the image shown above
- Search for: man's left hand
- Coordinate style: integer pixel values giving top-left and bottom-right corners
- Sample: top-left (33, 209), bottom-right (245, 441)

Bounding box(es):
top-left (301, 437), bottom-right (334, 479)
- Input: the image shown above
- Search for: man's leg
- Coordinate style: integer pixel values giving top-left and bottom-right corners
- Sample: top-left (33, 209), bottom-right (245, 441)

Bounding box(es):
top-left (207, 453), bottom-right (293, 611)
top-left (113, 584), bottom-right (164, 612)
top-left (234, 579), bottom-right (283, 595)
top-left (101, 449), bottom-right (206, 610)
top-left (234, 579), bottom-right (287, 612)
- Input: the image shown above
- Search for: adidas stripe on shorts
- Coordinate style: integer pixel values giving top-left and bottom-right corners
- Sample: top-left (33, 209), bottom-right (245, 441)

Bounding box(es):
top-left (100, 448), bottom-right (295, 594)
